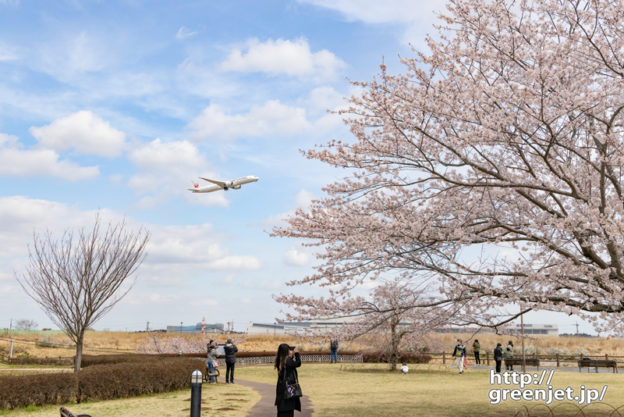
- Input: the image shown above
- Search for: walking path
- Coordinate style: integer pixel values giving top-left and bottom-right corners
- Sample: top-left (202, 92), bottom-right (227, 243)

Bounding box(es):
top-left (237, 379), bottom-right (314, 417)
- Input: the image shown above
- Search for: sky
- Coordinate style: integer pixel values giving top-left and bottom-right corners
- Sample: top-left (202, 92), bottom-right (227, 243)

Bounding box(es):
top-left (0, 0), bottom-right (595, 335)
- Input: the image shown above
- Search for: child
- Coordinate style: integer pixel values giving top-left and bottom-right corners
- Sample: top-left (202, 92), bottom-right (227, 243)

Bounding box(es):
top-left (400, 362), bottom-right (408, 375)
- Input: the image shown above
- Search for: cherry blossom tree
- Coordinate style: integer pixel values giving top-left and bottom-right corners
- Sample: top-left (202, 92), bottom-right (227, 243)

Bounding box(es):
top-left (277, 277), bottom-right (473, 369)
top-left (274, 0), bottom-right (624, 333)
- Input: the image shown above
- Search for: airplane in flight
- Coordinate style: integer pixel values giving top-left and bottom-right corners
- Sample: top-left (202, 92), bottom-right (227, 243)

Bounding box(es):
top-left (188, 175), bottom-right (259, 193)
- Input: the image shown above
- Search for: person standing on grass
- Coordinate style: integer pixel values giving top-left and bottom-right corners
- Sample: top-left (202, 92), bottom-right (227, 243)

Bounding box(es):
top-left (494, 343), bottom-right (503, 373)
top-left (224, 338), bottom-right (238, 384)
top-left (206, 340), bottom-right (218, 384)
top-left (330, 338), bottom-right (339, 364)
top-left (452, 339), bottom-right (466, 374)
top-left (504, 345), bottom-right (514, 371)
top-left (275, 343), bottom-right (302, 417)
top-left (472, 339), bottom-right (481, 365)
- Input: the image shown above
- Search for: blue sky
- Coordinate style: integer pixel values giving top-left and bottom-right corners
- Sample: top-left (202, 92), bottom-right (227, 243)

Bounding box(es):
top-left (0, 0), bottom-right (594, 334)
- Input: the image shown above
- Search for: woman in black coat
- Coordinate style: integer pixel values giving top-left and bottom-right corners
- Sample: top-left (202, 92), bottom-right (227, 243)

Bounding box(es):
top-left (274, 343), bottom-right (302, 417)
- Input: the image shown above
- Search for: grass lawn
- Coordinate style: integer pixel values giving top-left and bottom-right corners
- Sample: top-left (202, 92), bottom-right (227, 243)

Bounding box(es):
top-left (237, 363), bottom-right (624, 417)
top-left (0, 381), bottom-right (259, 417)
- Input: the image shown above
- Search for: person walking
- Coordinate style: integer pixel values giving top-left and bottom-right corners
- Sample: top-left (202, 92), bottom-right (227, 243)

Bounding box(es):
top-left (494, 343), bottom-right (503, 374)
top-left (504, 345), bottom-right (514, 371)
top-left (452, 339), bottom-right (466, 374)
top-left (330, 339), bottom-right (339, 364)
top-left (472, 339), bottom-right (481, 365)
top-left (224, 338), bottom-right (238, 384)
top-left (206, 340), bottom-right (218, 384)
top-left (275, 344), bottom-right (302, 417)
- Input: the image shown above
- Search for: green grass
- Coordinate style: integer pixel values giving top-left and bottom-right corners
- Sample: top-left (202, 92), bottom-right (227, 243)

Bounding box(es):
top-left (237, 363), bottom-right (624, 417)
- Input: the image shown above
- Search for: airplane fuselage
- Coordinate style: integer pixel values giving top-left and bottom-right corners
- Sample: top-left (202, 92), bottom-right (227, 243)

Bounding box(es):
top-left (189, 175), bottom-right (259, 193)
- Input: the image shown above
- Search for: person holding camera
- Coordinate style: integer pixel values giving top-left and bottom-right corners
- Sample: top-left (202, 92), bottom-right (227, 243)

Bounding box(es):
top-left (274, 343), bottom-right (302, 417)
top-left (224, 338), bottom-right (238, 384)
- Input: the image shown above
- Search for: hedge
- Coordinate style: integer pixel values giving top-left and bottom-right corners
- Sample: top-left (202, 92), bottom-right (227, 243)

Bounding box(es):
top-left (361, 351), bottom-right (432, 364)
top-left (0, 373), bottom-right (79, 409)
top-left (5, 356), bottom-right (74, 366)
top-left (0, 357), bottom-right (204, 409)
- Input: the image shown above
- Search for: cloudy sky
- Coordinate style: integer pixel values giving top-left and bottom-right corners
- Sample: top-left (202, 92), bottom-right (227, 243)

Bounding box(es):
top-left (0, 0), bottom-right (592, 334)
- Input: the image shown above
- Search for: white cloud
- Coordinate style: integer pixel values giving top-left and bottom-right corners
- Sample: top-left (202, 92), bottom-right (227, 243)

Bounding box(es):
top-left (221, 37), bottom-right (345, 80)
top-left (176, 26), bottom-right (198, 40)
top-left (176, 57), bottom-right (241, 99)
top-left (298, 0), bottom-right (448, 46)
top-left (128, 138), bottom-right (227, 208)
top-left (0, 196), bottom-right (261, 281)
top-left (299, 0), bottom-right (443, 24)
top-left (189, 101), bottom-right (311, 141)
top-left (295, 189), bottom-right (314, 209)
top-left (207, 256), bottom-right (261, 270)
top-left (0, 133), bottom-right (99, 180)
top-left (284, 248), bottom-right (310, 266)
top-left (0, 42), bottom-right (18, 61)
top-left (30, 111), bottom-right (126, 158)
top-left (37, 32), bottom-right (110, 81)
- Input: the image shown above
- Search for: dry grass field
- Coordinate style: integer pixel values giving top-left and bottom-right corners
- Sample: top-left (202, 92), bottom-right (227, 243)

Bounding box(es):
top-left (237, 363), bottom-right (624, 417)
top-left (0, 380), bottom-right (258, 417)
top-left (1, 330), bottom-right (623, 360)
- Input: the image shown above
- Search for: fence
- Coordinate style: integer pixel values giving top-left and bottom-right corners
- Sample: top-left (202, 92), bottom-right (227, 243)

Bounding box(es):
top-left (222, 353), bottom-right (363, 367)
top-left (428, 352), bottom-right (624, 368)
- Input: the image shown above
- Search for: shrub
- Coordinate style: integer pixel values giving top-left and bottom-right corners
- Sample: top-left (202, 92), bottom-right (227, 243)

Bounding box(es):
top-left (0, 373), bottom-right (78, 409)
top-left (7, 356), bottom-right (73, 366)
top-left (361, 351), bottom-right (432, 364)
top-left (0, 357), bottom-right (204, 409)
top-left (78, 358), bottom-right (204, 401)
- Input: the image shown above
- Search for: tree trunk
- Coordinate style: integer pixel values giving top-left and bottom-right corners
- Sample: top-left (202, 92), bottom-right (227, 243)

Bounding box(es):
top-left (389, 321), bottom-right (399, 371)
top-left (74, 337), bottom-right (83, 373)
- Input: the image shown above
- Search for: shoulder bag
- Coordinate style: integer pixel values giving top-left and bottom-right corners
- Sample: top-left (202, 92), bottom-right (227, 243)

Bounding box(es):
top-left (283, 369), bottom-right (302, 399)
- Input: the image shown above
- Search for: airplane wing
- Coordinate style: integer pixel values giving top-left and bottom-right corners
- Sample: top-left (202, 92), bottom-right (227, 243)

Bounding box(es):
top-left (200, 177), bottom-right (226, 188)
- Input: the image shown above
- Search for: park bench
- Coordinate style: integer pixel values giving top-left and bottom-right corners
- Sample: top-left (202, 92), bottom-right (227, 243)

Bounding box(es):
top-left (577, 358), bottom-right (618, 373)
top-left (59, 406), bottom-right (91, 417)
top-left (204, 366), bottom-right (220, 383)
top-left (504, 358), bottom-right (540, 369)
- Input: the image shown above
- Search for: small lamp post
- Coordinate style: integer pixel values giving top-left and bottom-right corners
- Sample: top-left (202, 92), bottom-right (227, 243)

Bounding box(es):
top-left (190, 369), bottom-right (203, 417)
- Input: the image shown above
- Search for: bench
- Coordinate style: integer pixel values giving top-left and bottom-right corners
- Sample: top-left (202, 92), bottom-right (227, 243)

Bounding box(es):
top-left (204, 366), bottom-right (220, 383)
top-left (504, 358), bottom-right (540, 369)
top-left (60, 407), bottom-right (91, 417)
top-left (578, 358), bottom-right (618, 373)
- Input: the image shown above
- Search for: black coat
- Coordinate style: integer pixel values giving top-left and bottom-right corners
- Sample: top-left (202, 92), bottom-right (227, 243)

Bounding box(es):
top-left (275, 352), bottom-right (302, 412)
top-left (224, 343), bottom-right (238, 364)
top-left (494, 346), bottom-right (503, 361)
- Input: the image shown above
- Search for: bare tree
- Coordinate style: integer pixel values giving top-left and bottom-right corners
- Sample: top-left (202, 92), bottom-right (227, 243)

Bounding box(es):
top-left (14, 319), bottom-right (38, 331)
top-left (17, 215), bottom-right (149, 372)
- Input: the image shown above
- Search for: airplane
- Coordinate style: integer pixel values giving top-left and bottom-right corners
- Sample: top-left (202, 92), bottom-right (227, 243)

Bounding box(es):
top-left (188, 175), bottom-right (259, 193)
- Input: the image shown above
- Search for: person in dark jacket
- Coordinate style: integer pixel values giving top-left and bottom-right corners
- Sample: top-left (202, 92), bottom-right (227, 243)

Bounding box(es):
top-left (274, 343), bottom-right (302, 417)
top-left (472, 339), bottom-right (481, 365)
top-left (494, 343), bottom-right (503, 373)
top-left (330, 339), bottom-right (339, 364)
top-left (224, 338), bottom-right (238, 384)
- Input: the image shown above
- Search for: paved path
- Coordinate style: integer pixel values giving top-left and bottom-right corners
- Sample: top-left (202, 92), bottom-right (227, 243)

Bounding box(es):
top-left (237, 379), bottom-right (314, 417)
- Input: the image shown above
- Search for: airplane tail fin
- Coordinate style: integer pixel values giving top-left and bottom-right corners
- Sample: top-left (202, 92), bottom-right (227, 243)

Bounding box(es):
top-left (189, 180), bottom-right (200, 192)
